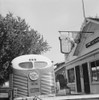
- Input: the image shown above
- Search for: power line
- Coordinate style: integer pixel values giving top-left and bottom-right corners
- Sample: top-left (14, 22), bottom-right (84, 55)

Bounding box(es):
top-left (59, 31), bottom-right (94, 34)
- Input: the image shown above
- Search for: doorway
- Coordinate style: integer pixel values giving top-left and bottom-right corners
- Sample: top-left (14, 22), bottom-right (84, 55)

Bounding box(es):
top-left (56, 74), bottom-right (66, 89)
top-left (82, 63), bottom-right (90, 94)
top-left (75, 65), bottom-right (82, 92)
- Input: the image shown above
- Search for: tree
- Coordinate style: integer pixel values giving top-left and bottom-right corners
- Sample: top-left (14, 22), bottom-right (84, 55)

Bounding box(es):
top-left (0, 13), bottom-right (50, 85)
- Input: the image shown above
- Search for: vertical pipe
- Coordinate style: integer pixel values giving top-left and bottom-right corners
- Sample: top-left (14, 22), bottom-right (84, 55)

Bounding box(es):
top-left (82, 0), bottom-right (86, 20)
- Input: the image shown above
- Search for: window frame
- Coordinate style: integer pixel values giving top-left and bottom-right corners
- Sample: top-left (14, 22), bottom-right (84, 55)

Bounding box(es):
top-left (67, 68), bottom-right (75, 83)
top-left (90, 59), bottom-right (99, 82)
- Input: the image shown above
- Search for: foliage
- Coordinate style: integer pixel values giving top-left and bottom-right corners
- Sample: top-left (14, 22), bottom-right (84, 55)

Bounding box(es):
top-left (0, 13), bottom-right (50, 85)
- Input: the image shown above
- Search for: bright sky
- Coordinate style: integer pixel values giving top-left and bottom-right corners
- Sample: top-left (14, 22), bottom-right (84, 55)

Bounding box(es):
top-left (0, 0), bottom-right (99, 64)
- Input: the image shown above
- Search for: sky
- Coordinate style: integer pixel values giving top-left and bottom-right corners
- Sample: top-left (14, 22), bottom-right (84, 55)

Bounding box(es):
top-left (0, 0), bottom-right (99, 64)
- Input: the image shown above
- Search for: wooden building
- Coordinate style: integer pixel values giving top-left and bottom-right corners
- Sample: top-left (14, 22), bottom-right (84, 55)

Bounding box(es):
top-left (57, 17), bottom-right (99, 94)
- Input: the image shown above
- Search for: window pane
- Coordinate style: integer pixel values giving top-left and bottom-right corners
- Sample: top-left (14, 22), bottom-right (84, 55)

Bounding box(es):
top-left (19, 62), bottom-right (33, 69)
top-left (90, 61), bottom-right (97, 81)
top-left (96, 60), bottom-right (99, 66)
top-left (67, 68), bottom-right (75, 83)
top-left (91, 61), bottom-right (95, 67)
top-left (97, 66), bottom-right (99, 81)
top-left (96, 60), bottom-right (99, 81)
top-left (34, 61), bottom-right (47, 69)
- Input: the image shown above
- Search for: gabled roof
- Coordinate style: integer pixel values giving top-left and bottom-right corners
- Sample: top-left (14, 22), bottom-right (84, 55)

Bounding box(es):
top-left (86, 17), bottom-right (99, 25)
top-left (73, 17), bottom-right (99, 56)
top-left (54, 62), bottom-right (65, 68)
top-left (88, 17), bottom-right (99, 22)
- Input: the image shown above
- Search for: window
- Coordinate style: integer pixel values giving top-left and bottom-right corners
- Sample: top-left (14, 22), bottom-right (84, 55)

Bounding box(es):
top-left (34, 61), bottom-right (47, 69)
top-left (19, 62), bottom-right (33, 69)
top-left (67, 68), bottom-right (75, 83)
top-left (90, 60), bottom-right (99, 82)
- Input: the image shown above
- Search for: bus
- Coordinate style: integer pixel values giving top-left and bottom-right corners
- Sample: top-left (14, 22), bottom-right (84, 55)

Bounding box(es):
top-left (9, 54), bottom-right (56, 99)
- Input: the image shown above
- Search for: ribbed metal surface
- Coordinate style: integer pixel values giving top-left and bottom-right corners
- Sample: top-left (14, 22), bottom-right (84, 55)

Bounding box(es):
top-left (40, 72), bottom-right (55, 95)
top-left (13, 74), bottom-right (28, 97)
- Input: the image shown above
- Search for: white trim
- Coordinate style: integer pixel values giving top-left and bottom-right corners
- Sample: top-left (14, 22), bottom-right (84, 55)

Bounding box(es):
top-left (56, 48), bottom-right (99, 72)
top-left (87, 18), bottom-right (99, 25)
top-left (14, 94), bottom-right (99, 100)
